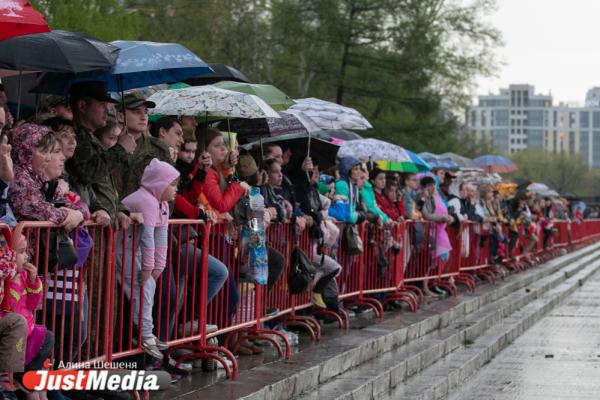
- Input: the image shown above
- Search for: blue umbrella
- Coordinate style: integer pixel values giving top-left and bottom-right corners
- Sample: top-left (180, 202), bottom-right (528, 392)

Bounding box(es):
top-left (473, 155), bottom-right (518, 174)
top-left (31, 40), bottom-right (212, 94)
top-left (418, 152), bottom-right (460, 171)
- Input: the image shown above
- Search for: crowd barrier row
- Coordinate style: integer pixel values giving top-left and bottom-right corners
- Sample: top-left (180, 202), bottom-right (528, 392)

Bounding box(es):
top-left (6, 217), bottom-right (600, 380)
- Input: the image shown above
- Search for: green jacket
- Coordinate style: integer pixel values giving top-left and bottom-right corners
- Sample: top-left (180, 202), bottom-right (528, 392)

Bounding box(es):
top-left (334, 179), bottom-right (359, 224)
top-left (360, 181), bottom-right (389, 223)
top-left (66, 125), bottom-right (128, 221)
top-left (117, 133), bottom-right (172, 199)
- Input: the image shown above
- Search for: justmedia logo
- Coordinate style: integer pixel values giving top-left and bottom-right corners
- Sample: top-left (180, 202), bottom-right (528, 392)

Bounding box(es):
top-left (22, 360), bottom-right (171, 391)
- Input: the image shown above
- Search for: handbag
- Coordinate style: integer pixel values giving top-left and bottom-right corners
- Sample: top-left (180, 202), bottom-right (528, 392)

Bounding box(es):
top-left (288, 246), bottom-right (316, 294)
top-left (377, 245), bottom-right (388, 279)
top-left (343, 224), bottom-right (363, 255)
top-left (39, 227), bottom-right (78, 272)
top-left (300, 184), bottom-right (322, 216)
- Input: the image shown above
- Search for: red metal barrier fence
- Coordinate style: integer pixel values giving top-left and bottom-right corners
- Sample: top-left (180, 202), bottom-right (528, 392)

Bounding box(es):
top-left (9, 218), bottom-right (600, 379)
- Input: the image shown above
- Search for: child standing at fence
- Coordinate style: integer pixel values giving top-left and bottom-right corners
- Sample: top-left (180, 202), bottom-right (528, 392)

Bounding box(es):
top-left (0, 240), bottom-right (27, 374)
top-left (1, 235), bottom-right (54, 400)
top-left (118, 158), bottom-right (179, 360)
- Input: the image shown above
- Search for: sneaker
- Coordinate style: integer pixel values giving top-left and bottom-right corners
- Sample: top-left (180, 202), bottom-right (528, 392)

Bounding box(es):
top-left (217, 358), bottom-right (234, 370)
top-left (312, 293), bottom-right (326, 308)
top-left (154, 335), bottom-right (169, 351)
top-left (168, 356), bottom-right (192, 373)
top-left (179, 321), bottom-right (219, 336)
top-left (274, 327), bottom-right (299, 346)
top-left (141, 336), bottom-right (164, 360)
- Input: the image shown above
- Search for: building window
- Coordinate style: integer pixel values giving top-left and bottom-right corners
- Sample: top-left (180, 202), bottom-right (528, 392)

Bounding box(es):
top-left (593, 112), bottom-right (600, 128)
top-left (580, 111), bottom-right (589, 129)
top-left (569, 131), bottom-right (576, 155)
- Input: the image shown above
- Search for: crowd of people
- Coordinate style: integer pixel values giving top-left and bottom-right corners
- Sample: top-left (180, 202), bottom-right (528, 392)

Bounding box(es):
top-left (0, 81), bottom-right (586, 400)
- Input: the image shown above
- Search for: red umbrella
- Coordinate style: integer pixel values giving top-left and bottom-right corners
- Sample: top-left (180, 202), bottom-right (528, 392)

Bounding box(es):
top-left (0, 1), bottom-right (50, 41)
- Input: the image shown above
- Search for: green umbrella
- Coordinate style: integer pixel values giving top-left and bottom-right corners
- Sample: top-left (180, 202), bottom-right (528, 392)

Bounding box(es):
top-left (214, 80), bottom-right (295, 111)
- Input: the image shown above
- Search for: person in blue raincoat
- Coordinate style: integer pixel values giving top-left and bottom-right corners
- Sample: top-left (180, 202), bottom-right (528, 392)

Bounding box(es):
top-left (329, 156), bottom-right (365, 224)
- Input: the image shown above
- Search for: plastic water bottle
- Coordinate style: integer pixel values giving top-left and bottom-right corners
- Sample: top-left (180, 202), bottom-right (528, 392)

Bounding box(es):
top-left (247, 187), bottom-right (268, 284)
top-left (249, 186), bottom-right (265, 220)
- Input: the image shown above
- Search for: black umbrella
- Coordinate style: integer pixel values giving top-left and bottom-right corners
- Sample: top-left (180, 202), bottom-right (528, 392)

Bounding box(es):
top-left (242, 133), bottom-right (339, 172)
top-left (185, 63), bottom-right (250, 85)
top-left (219, 113), bottom-right (308, 144)
top-left (0, 30), bottom-right (119, 73)
top-left (511, 177), bottom-right (532, 192)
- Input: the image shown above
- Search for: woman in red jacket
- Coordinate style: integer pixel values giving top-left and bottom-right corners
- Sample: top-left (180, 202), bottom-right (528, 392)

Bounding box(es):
top-left (373, 171), bottom-right (404, 222)
top-left (183, 128), bottom-right (250, 220)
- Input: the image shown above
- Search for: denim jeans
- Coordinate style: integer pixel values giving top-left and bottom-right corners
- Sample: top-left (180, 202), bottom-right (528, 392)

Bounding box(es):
top-left (156, 240), bottom-right (228, 341)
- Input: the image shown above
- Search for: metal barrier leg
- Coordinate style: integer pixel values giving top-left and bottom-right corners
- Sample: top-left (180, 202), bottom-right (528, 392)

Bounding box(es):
top-left (401, 284), bottom-right (425, 304)
top-left (345, 295), bottom-right (384, 319)
top-left (281, 313), bottom-right (322, 341)
top-left (455, 273), bottom-right (476, 293)
top-left (312, 308), bottom-right (349, 329)
top-left (382, 291), bottom-right (418, 312)
top-left (172, 343), bottom-right (238, 380)
top-left (475, 268), bottom-right (497, 284)
top-left (230, 327), bottom-right (292, 359)
top-left (430, 279), bottom-right (458, 297)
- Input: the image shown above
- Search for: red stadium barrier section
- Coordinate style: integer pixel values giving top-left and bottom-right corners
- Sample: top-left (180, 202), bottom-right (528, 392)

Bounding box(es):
top-left (8, 218), bottom-right (600, 381)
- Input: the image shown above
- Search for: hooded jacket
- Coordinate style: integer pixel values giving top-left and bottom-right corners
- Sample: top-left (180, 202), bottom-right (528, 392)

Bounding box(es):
top-left (122, 158), bottom-right (179, 272)
top-left (9, 123), bottom-right (69, 224)
top-left (360, 181), bottom-right (389, 223)
top-left (333, 156), bottom-right (361, 223)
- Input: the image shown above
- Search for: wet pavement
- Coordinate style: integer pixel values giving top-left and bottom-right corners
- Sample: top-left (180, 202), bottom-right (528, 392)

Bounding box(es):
top-left (449, 270), bottom-right (600, 400)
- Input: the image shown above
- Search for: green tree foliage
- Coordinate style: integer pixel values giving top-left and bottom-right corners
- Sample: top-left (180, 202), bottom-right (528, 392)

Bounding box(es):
top-left (29, 0), bottom-right (501, 154)
top-left (30, 0), bottom-right (143, 41)
top-left (509, 150), bottom-right (599, 196)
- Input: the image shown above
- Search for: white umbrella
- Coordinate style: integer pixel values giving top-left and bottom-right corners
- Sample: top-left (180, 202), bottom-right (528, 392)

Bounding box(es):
top-left (527, 182), bottom-right (550, 194)
top-left (284, 97), bottom-right (372, 132)
top-left (147, 85), bottom-right (280, 119)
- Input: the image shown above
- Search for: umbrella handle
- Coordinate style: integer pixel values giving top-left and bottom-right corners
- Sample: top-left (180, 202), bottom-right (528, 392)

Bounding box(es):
top-left (16, 71), bottom-right (22, 122)
top-left (307, 132), bottom-right (311, 158)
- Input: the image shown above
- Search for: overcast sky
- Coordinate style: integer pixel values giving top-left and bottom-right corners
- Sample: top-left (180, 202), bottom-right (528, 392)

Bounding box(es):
top-left (475, 0), bottom-right (600, 105)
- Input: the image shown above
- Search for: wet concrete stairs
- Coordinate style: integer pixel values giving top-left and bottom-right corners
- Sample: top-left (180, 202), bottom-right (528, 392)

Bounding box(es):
top-left (190, 242), bottom-right (600, 400)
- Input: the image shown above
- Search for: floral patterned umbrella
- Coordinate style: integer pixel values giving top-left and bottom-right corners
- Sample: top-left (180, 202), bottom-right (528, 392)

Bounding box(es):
top-left (338, 138), bottom-right (430, 172)
top-left (147, 85), bottom-right (280, 119)
top-left (285, 98), bottom-right (372, 132)
top-left (219, 112), bottom-right (308, 142)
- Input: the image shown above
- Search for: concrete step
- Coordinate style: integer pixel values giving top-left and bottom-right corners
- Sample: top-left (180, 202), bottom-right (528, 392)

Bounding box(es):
top-left (385, 253), bottom-right (600, 400)
top-left (294, 247), bottom-right (600, 400)
top-left (182, 243), bottom-right (600, 400)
